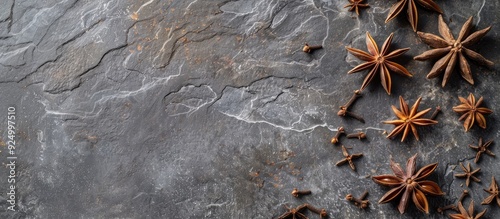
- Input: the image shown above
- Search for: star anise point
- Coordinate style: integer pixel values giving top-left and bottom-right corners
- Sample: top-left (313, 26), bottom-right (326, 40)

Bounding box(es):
top-left (385, 0), bottom-right (442, 31)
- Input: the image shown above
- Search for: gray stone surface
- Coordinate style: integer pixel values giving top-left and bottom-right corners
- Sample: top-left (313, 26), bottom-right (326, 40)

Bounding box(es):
top-left (0, 0), bottom-right (499, 218)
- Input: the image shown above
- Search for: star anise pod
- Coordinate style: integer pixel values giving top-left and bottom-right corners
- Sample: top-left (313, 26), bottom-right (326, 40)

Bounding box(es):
top-left (482, 176), bottom-right (500, 207)
top-left (414, 15), bottom-right (493, 87)
top-left (454, 162), bottom-right (481, 187)
top-left (452, 93), bottom-right (493, 132)
top-left (385, 0), bottom-right (442, 32)
top-left (469, 138), bottom-right (495, 163)
top-left (449, 200), bottom-right (487, 219)
top-left (346, 32), bottom-right (412, 95)
top-left (344, 0), bottom-right (369, 16)
top-left (372, 154), bottom-right (443, 214)
top-left (383, 96), bottom-right (437, 142)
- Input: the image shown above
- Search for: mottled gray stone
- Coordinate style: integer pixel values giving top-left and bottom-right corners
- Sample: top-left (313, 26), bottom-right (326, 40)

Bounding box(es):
top-left (0, 0), bottom-right (499, 218)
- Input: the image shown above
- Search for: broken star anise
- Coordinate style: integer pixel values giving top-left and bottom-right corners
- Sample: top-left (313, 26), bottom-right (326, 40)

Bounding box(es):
top-left (383, 96), bottom-right (437, 142)
top-left (346, 32), bottom-right (412, 95)
top-left (414, 15), bottom-right (493, 87)
top-left (449, 200), bottom-right (487, 219)
top-left (372, 154), bottom-right (443, 214)
top-left (385, 0), bottom-right (442, 32)
top-left (452, 93), bottom-right (493, 132)
top-left (481, 176), bottom-right (500, 207)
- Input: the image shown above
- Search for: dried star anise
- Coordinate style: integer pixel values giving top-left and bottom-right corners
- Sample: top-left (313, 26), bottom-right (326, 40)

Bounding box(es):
top-left (470, 138), bottom-right (495, 163)
top-left (454, 162), bottom-right (481, 187)
top-left (482, 176), bottom-right (500, 207)
top-left (414, 15), bottom-right (493, 87)
top-left (385, 0), bottom-right (442, 32)
top-left (383, 96), bottom-right (437, 142)
top-left (452, 93), bottom-right (493, 132)
top-left (346, 32), bottom-right (412, 95)
top-left (344, 0), bottom-right (369, 16)
top-left (372, 154), bottom-right (443, 214)
top-left (449, 200), bottom-right (487, 219)
top-left (277, 204), bottom-right (308, 219)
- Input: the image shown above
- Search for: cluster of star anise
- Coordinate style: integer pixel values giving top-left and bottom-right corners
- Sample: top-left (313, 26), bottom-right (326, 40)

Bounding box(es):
top-left (296, 1), bottom-right (497, 218)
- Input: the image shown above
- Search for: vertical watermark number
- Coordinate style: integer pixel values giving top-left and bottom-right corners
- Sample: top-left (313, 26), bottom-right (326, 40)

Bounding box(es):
top-left (6, 106), bottom-right (16, 211)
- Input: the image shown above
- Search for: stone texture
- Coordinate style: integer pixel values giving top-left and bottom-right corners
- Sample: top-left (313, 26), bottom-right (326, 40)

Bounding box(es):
top-left (0, 0), bottom-right (499, 218)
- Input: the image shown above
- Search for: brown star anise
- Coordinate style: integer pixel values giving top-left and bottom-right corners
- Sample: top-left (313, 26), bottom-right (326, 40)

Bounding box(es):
top-left (277, 204), bottom-right (308, 219)
top-left (346, 32), bottom-right (412, 95)
top-left (454, 162), bottom-right (481, 187)
top-left (452, 93), bottom-right (493, 132)
top-left (449, 200), bottom-right (487, 219)
top-left (372, 154), bottom-right (443, 214)
top-left (344, 0), bottom-right (369, 16)
top-left (482, 176), bottom-right (500, 207)
top-left (414, 15), bottom-right (493, 87)
top-left (383, 96), bottom-right (437, 142)
top-left (385, 0), bottom-right (442, 32)
top-left (470, 138), bottom-right (495, 163)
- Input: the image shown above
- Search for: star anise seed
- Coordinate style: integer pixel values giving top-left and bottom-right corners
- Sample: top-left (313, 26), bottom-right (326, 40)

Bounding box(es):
top-left (346, 32), bottom-right (412, 95)
top-left (383, 96), bottom-right (437, 142)
top-left (469, 138), bottom-right (495, 163)
top-left (385, 0), bottom-right (442, 32)
top-left (414, 15), bottom-right (493, 87)
top-left (481, 176), bottom-right (500, 207)
top-left (372, 154), bottom-right (443, 214)
top-left (449, 200), bottom-right (487, 219)
top-left (344, 0), bottom-right (369, 16)
top-left (454, 162), bottom-right (481, 187)
top-left (452, 93), bottom-right (493, 132)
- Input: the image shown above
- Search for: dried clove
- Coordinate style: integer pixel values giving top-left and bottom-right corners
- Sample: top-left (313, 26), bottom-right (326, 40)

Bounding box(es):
top-left (346, 132), bottom-right (366, 140)
top-left (338, 110), bottom-right (365, 123)
top-left (291, 188), bottom-right (311, 198)
top-left (437, 190), bottom-right (469, 214)
top-left (430, 106), bottom-right (441, 120)
top-left (346, 191), bottom-right (369, 209)
top-left (331, 127), bottom-right (345, 144)
top-left (306, 204), bottom-right (328, 218)
top-left (303, 43), bottom-right (323, 53)
top-left (339, 90), bottom-right (362, 111)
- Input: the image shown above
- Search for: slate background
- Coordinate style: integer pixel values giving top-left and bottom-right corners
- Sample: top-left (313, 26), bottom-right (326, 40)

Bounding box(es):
top-left (0, 0), bottom-right (499, 218)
